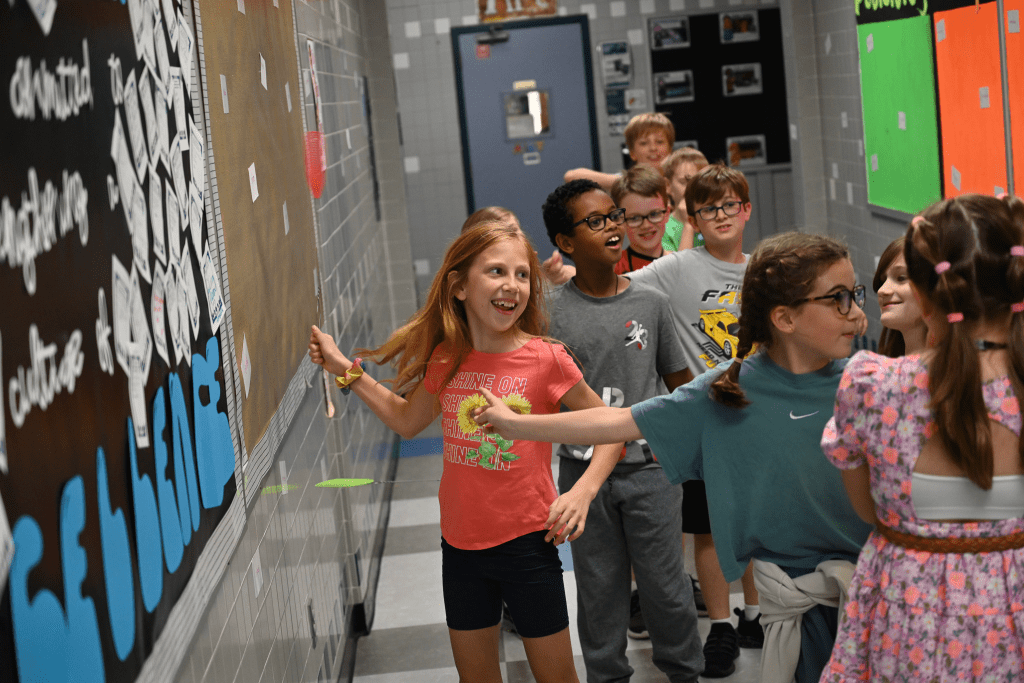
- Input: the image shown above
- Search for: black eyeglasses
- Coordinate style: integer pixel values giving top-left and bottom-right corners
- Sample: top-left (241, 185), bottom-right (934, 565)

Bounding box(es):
top-left (571, 207), bottom-right (626, 232)
top-left (624, 209), bottom-right (668, 228)
top-left (792, 285), bottom-right (866, 315)
top-left (693, 201), bottom-right (743, 221)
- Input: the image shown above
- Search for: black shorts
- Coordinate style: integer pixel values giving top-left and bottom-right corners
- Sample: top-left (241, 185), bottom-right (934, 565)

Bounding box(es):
top-left (441, 530), bottom-right (569, 638)
top-left (682, 480), bottom-right (712, 534)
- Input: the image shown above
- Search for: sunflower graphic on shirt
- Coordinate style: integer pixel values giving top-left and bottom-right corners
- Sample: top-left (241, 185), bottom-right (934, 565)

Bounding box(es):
top-left (456, 393), bottom-right (531, 469)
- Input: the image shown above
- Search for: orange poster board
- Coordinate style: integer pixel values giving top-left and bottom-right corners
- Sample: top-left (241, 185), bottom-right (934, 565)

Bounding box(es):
top-left (934, 3), bottom-right (1008, 197)
top-left (1006, 0), bottom-right (1024, 194)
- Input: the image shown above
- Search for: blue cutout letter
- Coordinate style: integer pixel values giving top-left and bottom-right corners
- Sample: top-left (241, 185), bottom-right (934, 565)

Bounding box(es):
top-left (126, 419), bottom-right (164, 612)
top-left (11, 477), bottom-right (106, 681)
top-left (169, 373), bottom-right (201, 533)
top-left (193, 337), bottom-right (235, 508)
top-left (97, 446), bottom-right (139, 658)
top-left (152, 386), bottom-right (184, 573)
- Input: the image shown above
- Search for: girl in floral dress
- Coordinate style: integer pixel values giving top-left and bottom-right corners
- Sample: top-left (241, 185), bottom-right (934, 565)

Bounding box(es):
top-left (309, 222), bottom-right (622, 683)
top-left (822, 193), bottom-right (1024, 681)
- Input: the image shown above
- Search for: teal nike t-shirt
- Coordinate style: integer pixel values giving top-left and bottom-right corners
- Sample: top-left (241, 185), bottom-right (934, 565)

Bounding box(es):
top-left (631, 352), bottom-right (873, 582)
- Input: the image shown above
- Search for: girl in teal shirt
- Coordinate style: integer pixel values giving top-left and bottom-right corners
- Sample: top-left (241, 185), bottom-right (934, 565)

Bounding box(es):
top-left (474, 232), bottom-right (874, 682)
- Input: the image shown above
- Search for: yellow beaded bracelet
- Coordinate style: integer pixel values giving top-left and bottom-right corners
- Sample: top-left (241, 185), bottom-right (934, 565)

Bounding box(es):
top-left (335, 358), bottom-right (364, 395)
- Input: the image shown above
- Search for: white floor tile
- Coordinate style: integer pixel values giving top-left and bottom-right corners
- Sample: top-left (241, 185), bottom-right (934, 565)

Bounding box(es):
top-left (371, 550), bottom-right (446, 630)
top-left (388, 496), bottom-right (441, 528)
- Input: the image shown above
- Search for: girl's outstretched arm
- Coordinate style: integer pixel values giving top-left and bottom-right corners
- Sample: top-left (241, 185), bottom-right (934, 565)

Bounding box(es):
top-left (543, 381), bottom-right (623, 545)
top-left (309, 326), bottom-right (438, 439)
top-left (474, 386), bottom-right (642, 444)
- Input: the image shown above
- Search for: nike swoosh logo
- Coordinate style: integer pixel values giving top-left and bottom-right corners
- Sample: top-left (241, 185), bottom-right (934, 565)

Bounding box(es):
top-left (790, 411), bottom-right (819, 420)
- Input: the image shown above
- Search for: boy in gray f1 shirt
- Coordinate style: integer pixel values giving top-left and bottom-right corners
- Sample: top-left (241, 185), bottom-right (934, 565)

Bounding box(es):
top-left (542, 179), bottom-right (703, 683)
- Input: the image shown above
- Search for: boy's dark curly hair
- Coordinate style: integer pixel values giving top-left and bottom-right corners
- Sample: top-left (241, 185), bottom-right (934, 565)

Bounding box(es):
top-left (542, 179), bottom-right (604, 256)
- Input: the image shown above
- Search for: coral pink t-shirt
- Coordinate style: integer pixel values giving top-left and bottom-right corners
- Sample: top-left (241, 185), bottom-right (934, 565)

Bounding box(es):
top-left (424, 337), bottom-right (583, 550)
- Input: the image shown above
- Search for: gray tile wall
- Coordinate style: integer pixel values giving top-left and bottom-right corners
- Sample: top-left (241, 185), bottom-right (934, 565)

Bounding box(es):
top-left (178, 1), bottom-right (416, 682)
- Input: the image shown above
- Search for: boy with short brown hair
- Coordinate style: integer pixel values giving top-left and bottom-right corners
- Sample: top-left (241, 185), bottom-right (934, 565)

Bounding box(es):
top-left (628, 163), bottom-right (763, 678)
top-left (660, 147), bottom-right (709, 252)
top-left (610, 166), bottom-right (672, 274)
top-left (563, 112), bottom-right (675, 191)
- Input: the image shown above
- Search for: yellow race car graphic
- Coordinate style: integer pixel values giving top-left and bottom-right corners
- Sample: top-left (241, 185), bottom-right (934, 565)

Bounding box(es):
top-left (696, 308), bottom-right (740, 360)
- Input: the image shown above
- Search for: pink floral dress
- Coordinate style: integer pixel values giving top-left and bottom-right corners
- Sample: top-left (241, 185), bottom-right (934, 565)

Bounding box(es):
top-left (820, 351), bottom-right (1024, 682)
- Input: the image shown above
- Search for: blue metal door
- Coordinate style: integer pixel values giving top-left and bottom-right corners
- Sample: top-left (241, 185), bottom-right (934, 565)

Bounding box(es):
top-left (453, 16), bottom-right (600, 254)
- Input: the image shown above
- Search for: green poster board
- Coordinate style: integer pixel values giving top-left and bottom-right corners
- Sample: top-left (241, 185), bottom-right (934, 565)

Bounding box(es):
top-left (858, 16), bottom-right (942, 214)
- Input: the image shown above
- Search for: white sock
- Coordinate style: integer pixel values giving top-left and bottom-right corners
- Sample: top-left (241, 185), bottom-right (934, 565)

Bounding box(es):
top-left (710, 617), bottom-right (732, 625)
top-left (744, 604), bottom-right (760, 621)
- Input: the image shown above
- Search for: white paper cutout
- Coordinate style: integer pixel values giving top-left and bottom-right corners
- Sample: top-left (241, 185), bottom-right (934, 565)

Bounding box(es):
top-left (165, 267), bottom-right (182, 366)
top-left (152, 263), bottom-right (169, 367)
top-left (27, 0), bottom-right (57, 35)
top-left (129, 266), bottom-right (153, 378)
top-left (180, 244), bottom-right (201, 337)
top-left (123, 69), bottom-right (149, 181)
top-left (150, 167), bottom-right (166, 265)
top-left (220, 74), bottom-right (229, 114)
top-left (260, 53), bottom-right (267, 90)
top-left (240, 335), bottom-right (252, 397)
top-left (188, 182), bottom-right (203, 253)
top-left (165, 181), bottom-right (180, 258)
top-left (283, 201), bottom-right (290, 235)
top-left (129, 352), bottom-right (150, 448)
top-left (248, 162), bottom-right (259, 202)
top-left (112, 254), bottom-right (132, 375)
top-left (162, 0), bottom-right (178, 49)
top-left (138, 68), bottom-right (160, 162)
top-left (201, 245), bottom-right (225, 335)
top-left (189, 115), bottom-right (205, 200)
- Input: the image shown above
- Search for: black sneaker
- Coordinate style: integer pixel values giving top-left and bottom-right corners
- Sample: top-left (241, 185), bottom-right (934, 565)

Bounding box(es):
top-left (701, 622), bottom-right (739, 678)
top-left (501, 602), bottom-right (519, 636)
top-left (627, 589), bottom-right (649, 639)
top-left (734, 607), bottom-right (763, 648)
top-left (691, 576), bottom-right (708, 617)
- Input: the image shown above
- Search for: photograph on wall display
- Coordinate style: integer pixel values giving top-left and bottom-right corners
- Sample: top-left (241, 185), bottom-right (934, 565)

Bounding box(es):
top-left (654, 70), bottom-right (695, 104)
top-left (599, 40), bottom-right (631, 88)
top-left (650, 17), bottom-right (690, 49)
top-left (722, 63), bottom-right (763, 96)
top-left (727, 134), bottom-right (768, 166)
top-left (720, 11), bottom-right (760, 43)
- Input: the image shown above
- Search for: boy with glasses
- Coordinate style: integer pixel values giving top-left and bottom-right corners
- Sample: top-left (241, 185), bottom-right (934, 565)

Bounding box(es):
top-left (627, 164), bottom-right (763, 678)
top-left (611, 166), bottom-right (673, 275)
top-left (541, 179), bottom-right (705, 683)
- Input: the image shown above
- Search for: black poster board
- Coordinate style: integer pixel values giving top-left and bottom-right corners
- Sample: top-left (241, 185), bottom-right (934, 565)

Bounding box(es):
top-left (650, 8), bottom-right (791, 168)
top-left (0, 1), bottom-right (237, 681)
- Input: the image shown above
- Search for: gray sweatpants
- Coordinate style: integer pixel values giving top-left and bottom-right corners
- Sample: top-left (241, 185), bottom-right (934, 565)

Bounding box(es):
top-left (558, 458), bottom-right (704, 683)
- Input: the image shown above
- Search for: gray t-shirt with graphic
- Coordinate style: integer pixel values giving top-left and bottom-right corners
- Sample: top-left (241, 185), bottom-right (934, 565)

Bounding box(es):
top-left (627, 247), bottom-right (749, 375)
top-left (549, 279), bottom-right (688, 468)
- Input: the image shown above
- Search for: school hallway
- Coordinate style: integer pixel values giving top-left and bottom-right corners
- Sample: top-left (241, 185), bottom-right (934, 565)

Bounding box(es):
top-left (351, 435), bottom-right (761, 683)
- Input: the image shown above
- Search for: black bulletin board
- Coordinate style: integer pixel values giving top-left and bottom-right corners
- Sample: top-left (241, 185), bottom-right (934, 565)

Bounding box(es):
top-left (650, 8), bottom-right (791, 168)
top-left (0, 1), bottom-right (237, 681)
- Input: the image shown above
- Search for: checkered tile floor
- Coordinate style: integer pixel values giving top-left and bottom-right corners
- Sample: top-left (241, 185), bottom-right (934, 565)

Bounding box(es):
top-left (352, 442), bottom-right (761, 682)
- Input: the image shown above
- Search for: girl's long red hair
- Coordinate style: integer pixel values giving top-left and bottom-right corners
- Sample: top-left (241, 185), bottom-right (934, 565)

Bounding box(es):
top-left (360, 222), bottom-right (549, 395)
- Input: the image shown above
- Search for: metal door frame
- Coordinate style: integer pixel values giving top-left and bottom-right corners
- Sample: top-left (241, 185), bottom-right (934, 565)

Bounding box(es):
top-left (451, 15), bottom-right (602, 215)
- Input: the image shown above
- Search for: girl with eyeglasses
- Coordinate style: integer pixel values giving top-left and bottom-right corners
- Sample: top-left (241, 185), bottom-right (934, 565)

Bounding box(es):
top-left (821, 194), bottom-right (1024, 681)
top-left (610, 166), bottom-right (674, 274)
top-left (472, 232), bottom-right (874, 683)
